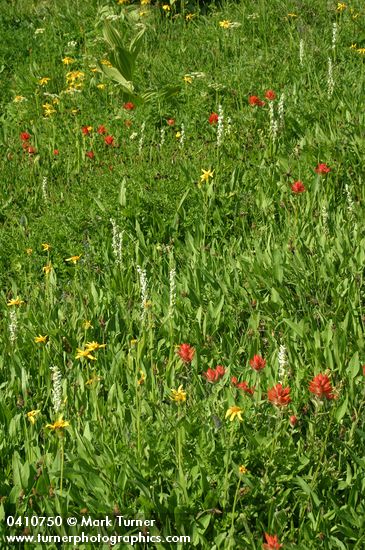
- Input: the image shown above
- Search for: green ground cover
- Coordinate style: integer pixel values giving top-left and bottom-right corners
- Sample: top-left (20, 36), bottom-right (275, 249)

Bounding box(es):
top-left (1, 0), bottom-right (365, 548)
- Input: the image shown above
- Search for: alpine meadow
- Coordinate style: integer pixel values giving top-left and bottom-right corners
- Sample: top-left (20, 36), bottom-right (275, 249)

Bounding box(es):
top-left (1, 0), bottom-right (365, 548)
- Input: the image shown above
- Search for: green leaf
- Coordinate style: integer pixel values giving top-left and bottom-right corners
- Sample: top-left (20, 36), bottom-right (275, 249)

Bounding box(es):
top-left (335, 394), bottom-right (348, 423)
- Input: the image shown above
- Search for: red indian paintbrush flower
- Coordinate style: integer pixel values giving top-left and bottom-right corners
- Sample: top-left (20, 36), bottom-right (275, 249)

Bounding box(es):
top-left (53, 149), bottom-right (59, 156)
top-left (267, 383), bottom-right (291, 407)
top-left (27, 146), bottom-right (36, 154)
top-left (289, 415), bottom-right (298, 427)
top-left (250, 354), bottom-right (266, 371)
top-left (20, 132), bottom-right (31, 141)
top-left (202, 365), bottom-right (225, 382)
top-left (86, 151), bottom-right (95, 159)
top-left (309, 373), bottom-right (335, 400)
top-left (265, 89), bottom-right (276, 100)
top-left (237, 381), bottom-right (254, 395)
top-left (97, 125), bottom-right (107, 135)
top-left (177, 343), bottom-right (195, 363)
top-left (81, 126), bottom-right (92, 135)
top-left (104, 135), bottom-right (114, 146)
top-left (209, 112), bottom-right (219, 125)
top-left (167, 118), bottom-right (175, 126)
top-left (123, 102), bottom-right (135, 111)
top-left (315, 163), bottom-right (331, 175)
top-left (291, 181), bottom-right (306, 193)
top-left (249, 95), bottom-right (265, 106)
top-left (263, 533), bottom-right (283, 549)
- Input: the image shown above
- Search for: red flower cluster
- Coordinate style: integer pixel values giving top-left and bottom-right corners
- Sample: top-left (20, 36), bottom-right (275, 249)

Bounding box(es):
top-left (209, 112), bottom-right (219, 125)
top-left (231, 377), bottom-right (254, 395)
top-left (86, 151), bottom-right (95, 159)
top-left (250, 354), bottom-right (266, 371)
top-left (97, 125), bottom-right (107, 135)
top-left (20, 131), bottom-right (36, 154)
top-left (267, 383), bottom-right (291, 407)
top-left (315, 163), bottom-right (331, 175)
top-left (309, 373), bottom-right (335, 400)
top-left (123, 102), bottom-right (135, 111)
top-left (104, 135), bottom-right (114, 146)
top-left (202, 365), bottom-right (225, 383)
top-left (167, 118), bottom-right (175, 126)
top-left (265, 89), bottom-right (276, 100)
top-left (177, 343), bottom-right (195, 363)
top-left (289, 415), bottom-right (298, 427)
top-left (263, 533), bottom-right (283, 550)
top-left (81, 126), bottom-right (92, 135)
top-left (249, 95), bottom-right (265, 107)
top-left (291, 181), bottom-right (306, 193)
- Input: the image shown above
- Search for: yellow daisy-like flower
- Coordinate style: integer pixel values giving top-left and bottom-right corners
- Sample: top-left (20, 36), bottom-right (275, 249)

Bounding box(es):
top-left (175, 131), bottom-right (182, 139)
top-left (101, 59), bottom-right (113, 67)
top-left (287, 13), bottom-right (298, 18)
top-left (42, 243), bottom-right (51, 251)
top-left (42, 264), bottom-right (52, 275)
top-left (7, 297), bottom-right (24, 307)
top-left (336, 2), bottom-right (346, 11)
top-left (27, 410), bottom-right (41, 425)
top-left (200, 168), bottom-right (214, 183)
top-left (350, 43), bottom-right (357, 50)
top-left (83, 320), bottom-right (93, 330)
top-left (118, 0), bottom-right (129, 4)
top-left (45, 415), bottom-right (70, 431)
top-left (34, 334), bottom-right (48, 344)
top-left (225, 405), bottom-right (243, 422)
top-left (62, 57), bottom-right (75, 65)
top-left (141, 0), bottom-right (151, 4)
top-left (185, 13), bottom-right (195, 21)
top-left (38, 77), bottom-right (51, 86)
top-left (66, 70), bottom-right (85, 83)
top-left (219, 20), bottom-right (231, 29)
top-left (239, 464), bottom-right (248, 475)
top-left (85, 374), bottom-right (102, 385)
top-left (65, 255), bottom-right (81, 264)
top-left (75, 348), bottom-right (97, 361)
top-left (137, 370), bottom-right (146, 385)
top-left (85, 341), bottom-right (106, 352)
top-left (183, 75), bottom-right (193, 84)
top-left (170, 385), bottom-right (187, 403)
top-left (130, 339), bottom-right (138, 348)
top-left (26, 248), bottom-right (33, 255)
top-left (14, 95), bottom-right (27, 103)
top-left (97, 83), bottom-right (106, 90)
top-left (43, 103), bottom-right (56, 117)
top-left (162, 4), bottom-right (171, 11)
top-left (90, 67), bottom-right (98, 73)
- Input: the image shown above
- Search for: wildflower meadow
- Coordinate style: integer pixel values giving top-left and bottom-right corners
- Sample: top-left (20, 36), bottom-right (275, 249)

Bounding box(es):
top-left (1, 0), bottom-right (365, 548)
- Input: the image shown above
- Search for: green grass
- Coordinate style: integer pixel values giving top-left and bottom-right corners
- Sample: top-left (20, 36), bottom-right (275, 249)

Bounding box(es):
top-left (1, 0), bottom-right (365, 548)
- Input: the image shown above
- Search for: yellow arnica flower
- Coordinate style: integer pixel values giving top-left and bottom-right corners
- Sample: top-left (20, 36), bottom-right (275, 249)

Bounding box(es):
top-left (35, 334), bottom-right (48, 344)
top-left (42, 243), bottom-right (51, 251)
top-left (43, 264), bottom-right (52, 274)
top-left (200, 169), bottom-right (214, 183)
top-left (219, 20), bottom-right (231, 29)
top-left (26, 248), bottom-right (33, 255)
top-left (101, 59), bottom-right (113, 67)
top-left (350, 44), bottom-right (357, 50)
top-left (27, 410), bottom-right (41, 425)
top-left (75, 348), bottom-right (97, 361)
top-left (141, 0), bottom-right (151, 4)
top-left (183, 75), bottom-right (192, 84)
top-left (225, 405), bottom-right (243, 422)
top-left (86, 375), bottom-right (102, 385)
top-left (83, 320), bottom-right (93, 329)
top-left (162, 4), bottom-right (171, 11)
top-left (14, 95), bottom-right (27, 103)
top-left (336, 2), bottom-right (346, 11)
top-left (65, 255), bottom-right (81, 264)
top-left (62, 57), bottom-right (75, 65)
top-left (85, 341), bottom-right (106, 351)
top-left (170, 385), bottom-right (187, 403)
top-left (38, 77), bottom-right (51, 86)
top-left (7, 297), bottom-right (24, 307)
top-left (97, 83), bottom-right (106, 90)
top-left (239, 464), bottom-right (248, 474)
top-left (45, 416), bottom-right (70, 431)
top-left (43, 103), bottom-right (56, 116)
top-left (137, 370), bottom-right (146, 385)
top-left (287, 13), bottom-right (298, 18)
